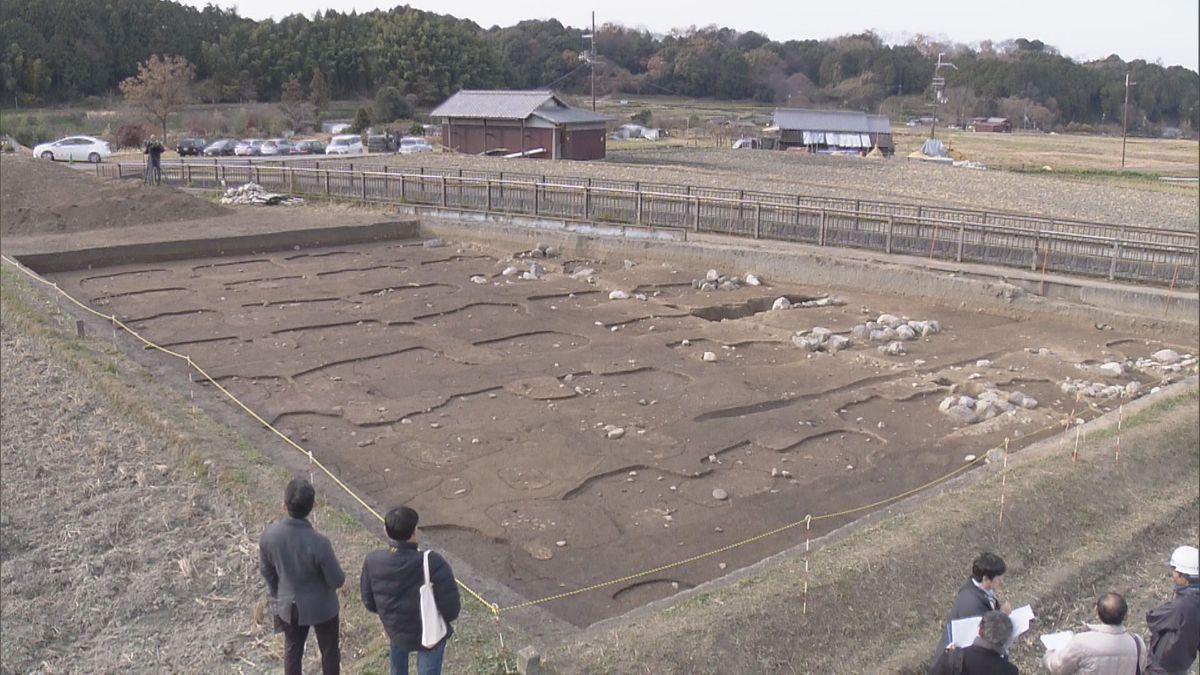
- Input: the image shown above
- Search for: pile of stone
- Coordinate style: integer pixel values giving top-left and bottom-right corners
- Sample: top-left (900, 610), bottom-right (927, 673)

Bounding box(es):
top-left (791, 326), bottom-right (851, 353)
top-left (693, 269), bottom-right (754, 292)
top-left (219, 182), bottom-right (304, 206)
top-left (1133, 349), bottom-right (1197, 373)
top-left (849, 314), bottom-right (941, 343)
top-left (1061, 378), bottom-right (1141, 399)
top-left (519, 243), bottom-right (559, 259)
top-left (500, 261), bottom-right (546, 281)
top-left (938, 388), bottom-right (1038, 425)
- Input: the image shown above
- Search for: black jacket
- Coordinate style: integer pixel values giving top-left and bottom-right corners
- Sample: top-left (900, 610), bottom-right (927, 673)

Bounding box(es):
top-left (360, 541), bottom-right (461, 650)
top-left (1146, 584), bottom-right (1200, 675)
top-left (936, 578), bottom-right (1004, 653)
top-left (930, 642), bottom-right (1019, 675)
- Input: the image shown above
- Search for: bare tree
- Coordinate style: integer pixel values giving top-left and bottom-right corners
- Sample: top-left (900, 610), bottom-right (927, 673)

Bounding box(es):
top-left (118, 55), bottom-right (195, 140)
top-left (279, 74), bottom-right (312, 131)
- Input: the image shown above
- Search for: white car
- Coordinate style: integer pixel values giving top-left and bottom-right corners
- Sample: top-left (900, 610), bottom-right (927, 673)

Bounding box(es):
top-left (326, 134), bottom-right (364, 155)
top-left (33, 135), bottom-right (111, 163)
top-left (398, 136), bottom-right (433, 154)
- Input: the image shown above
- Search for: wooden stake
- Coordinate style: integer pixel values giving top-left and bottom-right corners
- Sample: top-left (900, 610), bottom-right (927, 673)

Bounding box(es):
top-left (1115, 405), bottom-right (1123, 463)
top-left (802, 514), bottom-right (812, 615)
top-left (997, 439), bottom-right (1010, 532)
top-left (1040, 247), bottom-right (1050, 296)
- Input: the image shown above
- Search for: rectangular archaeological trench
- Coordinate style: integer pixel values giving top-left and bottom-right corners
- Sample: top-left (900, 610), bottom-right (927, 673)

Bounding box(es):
top-left (20, 226), bottom-right (1197, 628)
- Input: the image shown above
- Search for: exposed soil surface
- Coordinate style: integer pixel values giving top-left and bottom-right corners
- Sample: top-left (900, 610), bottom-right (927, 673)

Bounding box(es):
top-left (0, 154), bottom-right (227, 236)
top-left (40, 235), bottom-right (1197, 625)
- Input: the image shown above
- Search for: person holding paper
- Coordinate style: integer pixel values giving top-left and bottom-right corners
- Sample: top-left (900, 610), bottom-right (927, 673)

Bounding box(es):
top-left (1043, 592), bottom-right (1146, 675)
top-left (930, 611), bottom-right (1020, 675)
top-left (938, 552), bottom-right (1014, 653)
top-left (1145, 545), bottom-right (1200, 675)
top-left (360, 506), bottom-right (461, 675)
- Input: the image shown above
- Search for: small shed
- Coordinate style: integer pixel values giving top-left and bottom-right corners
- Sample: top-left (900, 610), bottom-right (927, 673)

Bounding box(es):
top-left (772, 108), bottom-right (894, 156)
top-left (969, 117), bottom-right (1011, 133)
top-left (431, 90), bottom-right (613, 160)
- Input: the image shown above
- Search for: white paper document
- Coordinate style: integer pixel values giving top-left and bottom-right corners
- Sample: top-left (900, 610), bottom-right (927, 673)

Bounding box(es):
top-left (948, 605), bottom-right (1036, 648)
top-left (1040, 630), bottom-right (1075, 652)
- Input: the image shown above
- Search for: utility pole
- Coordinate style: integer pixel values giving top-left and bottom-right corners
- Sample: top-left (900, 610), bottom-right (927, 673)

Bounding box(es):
top-left (929, 52), bottom-right (957, 140)
top-left (581, 12), bottom-right (597, 111)
top-left (1121, 72), bottom-right (1135, 168)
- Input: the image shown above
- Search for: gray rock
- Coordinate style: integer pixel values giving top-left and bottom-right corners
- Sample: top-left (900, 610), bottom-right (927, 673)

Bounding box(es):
top-left (501, 266), bottom-right (520, 276)
top-left (938, 396), bottom-right (958, 412)
top-left (878, 341), bottom-right (906, 356)
top-left (1124, 381), bottom-right (1141, 397)
top-left (895, 325), bottom-right (917, 341)
top-left (877, 314), bottom-right (903, 329)
top-left (1153, 349), bottom-right (1182, 365)
top-left (719, 280), bottom-right (738, 291)
top-left (608, 290), bottom-right (630, 300)
top-left (624, 259), bottom-right (638, 270)
top-left (1099, 361), bottom-right (1124, 377)
top-left (869, 329), bottom-right (889, 342)
top-left (809, 327), bottom-right (833, 342)
top-left (700, 281), bottom-right (717, 292)
top-left (470, 275), bottom-right (488, 284)
top-left (826, 335), bottom-right (850, 353)
top-left (528, 262), bottom-right (545, 278)
top-left (958, 395), bottom-right (977, 408)
top-left (975, 359), bottom-right (993, 368)
top-left (850, 325), bottom-right (871, 341)
top-left (1019, 396), bottom-right (1038, 409)
top-left (606, 427), bottom-right (626, 439)
top-left (792, 335), bottom-right (822, 351)
top-left (771, 297), bottom-right (792, 311)
top-left (926, 320), bottom-right (942, 334)
top-left (544, 247), bottom-right (558, 258)
top-left (705, 269), bottom-right (719, 282)
top-left (711, 488), bottom-right (729, 501)
top-left (529, 247), bottom-right (545, 258)
top-left (702, 351), bottom-right (717, 362)
top-left (945, 405), bottom-right (977, 424)
top-left (422, 238), bottom-right (445, 248)
top-left (744, 273), bottom-right (761, 286)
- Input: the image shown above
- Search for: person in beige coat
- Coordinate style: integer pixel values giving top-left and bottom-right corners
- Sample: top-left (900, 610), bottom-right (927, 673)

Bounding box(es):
top-left (1044, 592), bottom-right (1147, 675)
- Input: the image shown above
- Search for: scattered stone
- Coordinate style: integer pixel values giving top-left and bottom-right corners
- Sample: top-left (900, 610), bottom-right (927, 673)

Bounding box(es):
top-left (569, 267), bottom-right (595, 279)
top-left (1124, 381), bottom-right (1141, 397)
top-left (607, 427), bottom-right (626, 439)
top-left (524, 542), bottom-right (554, 561)
top-left (705, 269), bottom-right (720, 282)
top-left (771, 297), bottom-right (792, 311)
top-left (700, 281), bottom-right (717, 292)
top-left (975, 359), bottom-right (993, 368)
top-left (826, 335), bottom-right (851, 354)
top-left (1099, 362), bottom-right (1125, 377)
top-left (964, 454), bottom-right (977, 462)
top-left (878, 341), bottom-right (906, 356)
top-left (718, 562), bottom-right (727, 570)
top-left (422, 238), bottom-right (445, 248)
top-left (470, 275), bottom-right (488, 284)
top-left (219, 182), bottom-right (305, 206)
top-left (624, 259), bottom-right (638, 270)
top-left (555, 540), bottom-right (567, 548)
top-left (501, 266), bottom-right (519, 276)
top-left (702, 351), bottom-right (717, 362)
top-left (711, 488), bottom-right (729, 501)
top-left (681, 339), bottom-right (691, 347)
top-left (877, 314), bottom-right (903, 329)
top-left (944, 405), bottom-right (977, 424)
top-left (744, 273), bottom-right (761, 286)
top-left (609, 290), bottom-right (630, 300)
top-left (895, 325), bottom-right (917, 341)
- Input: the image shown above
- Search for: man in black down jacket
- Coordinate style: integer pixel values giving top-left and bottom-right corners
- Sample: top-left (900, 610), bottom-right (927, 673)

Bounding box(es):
top-left (361, 506), bottom-right (461, 675)
top-left (937, 552), bottom-right (1014, 654)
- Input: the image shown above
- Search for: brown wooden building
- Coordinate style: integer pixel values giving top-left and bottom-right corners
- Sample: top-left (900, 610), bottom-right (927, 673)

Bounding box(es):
top-left (431, 90), bottom-right (612, 160)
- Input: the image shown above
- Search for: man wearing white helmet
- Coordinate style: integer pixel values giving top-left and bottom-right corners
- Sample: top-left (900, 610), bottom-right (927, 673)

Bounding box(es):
top-left (1145, 545), bottom-right (1200, 675)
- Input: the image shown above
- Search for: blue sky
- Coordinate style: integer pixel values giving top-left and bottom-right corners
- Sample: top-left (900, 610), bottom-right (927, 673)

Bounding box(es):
top-left (188, 1), bottom-right (1200, 71)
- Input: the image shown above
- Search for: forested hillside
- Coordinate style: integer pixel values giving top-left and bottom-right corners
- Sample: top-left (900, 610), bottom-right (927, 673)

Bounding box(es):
top-left (1, 0), bottom-right (1196, 130)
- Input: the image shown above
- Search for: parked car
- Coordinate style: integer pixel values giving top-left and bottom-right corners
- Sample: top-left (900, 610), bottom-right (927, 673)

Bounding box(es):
top-left (260, 138), bottom-right (295, 156)
top-left (325, 134), bottom-right (363, 155)
top-left (398, 136), bottom-right (433, 154)
top-left (234, 139), bottom-right (264, 156)
top-left (203, 138), bottom-right (238, 156)
top-left (32, 135), bottom-right (111, 163)
top-left (176, 138), bottom-right (206, 156)
top-left (291, 139), bottom-right (326, 155)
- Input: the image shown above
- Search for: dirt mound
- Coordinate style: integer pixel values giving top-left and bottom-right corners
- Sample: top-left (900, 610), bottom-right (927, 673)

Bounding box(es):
top-left (0, 155), bottom-right (227, 236)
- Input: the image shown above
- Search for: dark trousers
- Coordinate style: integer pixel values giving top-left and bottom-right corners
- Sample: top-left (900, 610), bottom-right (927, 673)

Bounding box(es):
top-left (277, 604), bottom-right (340, 675)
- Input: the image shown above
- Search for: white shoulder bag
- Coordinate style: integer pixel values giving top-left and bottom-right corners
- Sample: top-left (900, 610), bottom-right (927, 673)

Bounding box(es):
top-left (420, 550), bottom-right (448, 648)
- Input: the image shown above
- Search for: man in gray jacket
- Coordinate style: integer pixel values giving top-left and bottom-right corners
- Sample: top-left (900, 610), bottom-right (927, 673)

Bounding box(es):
top-left (1044, 592), bottom-right (1146, 675)
top-left (260, 478), bottom-right (346, 675)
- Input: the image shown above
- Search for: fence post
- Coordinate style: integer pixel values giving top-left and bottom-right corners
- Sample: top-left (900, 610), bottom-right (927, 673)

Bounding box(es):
top-left (533, 181), bottom-right (540, 215)
top-left (486, 180), bottom-right (492, 211)
top-left (819, 209), bottom-right (827, 246)
top-left (1109, 228), bottom-right (1124, 281)
top-left (957, 223), bottom-right (965, 262)
top-left (252, 165), bottom-right (259, 185)
top-left (400, 174), bottom-right (406, 202)
top-left (324, 170), bottom-right (330, 195)
top-left (794, 195), bottom-right (802, 232)
top-left (289, 168), bottom-right (296, 193)
top-left (584, 181), bottom-right (591, 220)
top-left (636, 191), bottom-right (643, 225)
top-left (361, 172), bottom-right (367, 202)
top-left (854, 199), bottom-right (861, 231)
top-left (754, 203), bottom-right (762, 239)
top-left (693, 197), bottom-right (700, 232)
top-left (885, 216), bottom-right (894, 254)
top-left (440, 176), bottom-right (447, 207)
top-left (1032, 230), bottom-right (1041, 270)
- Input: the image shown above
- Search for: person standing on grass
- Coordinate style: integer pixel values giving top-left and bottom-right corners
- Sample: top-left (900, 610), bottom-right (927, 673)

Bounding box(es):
top-left (361, 506), bottom-right (461, 675)
top-left (1043, 592), bottom-right (1146, 675)
top-left (1145, 545), bottom-right (1200, 675)
top-left (143, 135), bottom-right (164, 186)
top-left (930, 610), bottom-right (1020, 675)
top-left (259, 478), bottom-right (346, 675)
top-left (937, 552), bottom-right (1015, 653)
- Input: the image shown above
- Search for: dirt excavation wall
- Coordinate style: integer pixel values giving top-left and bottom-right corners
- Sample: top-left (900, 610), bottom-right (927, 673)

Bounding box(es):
top-left (26, 220), bottom-right (1198, 628)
